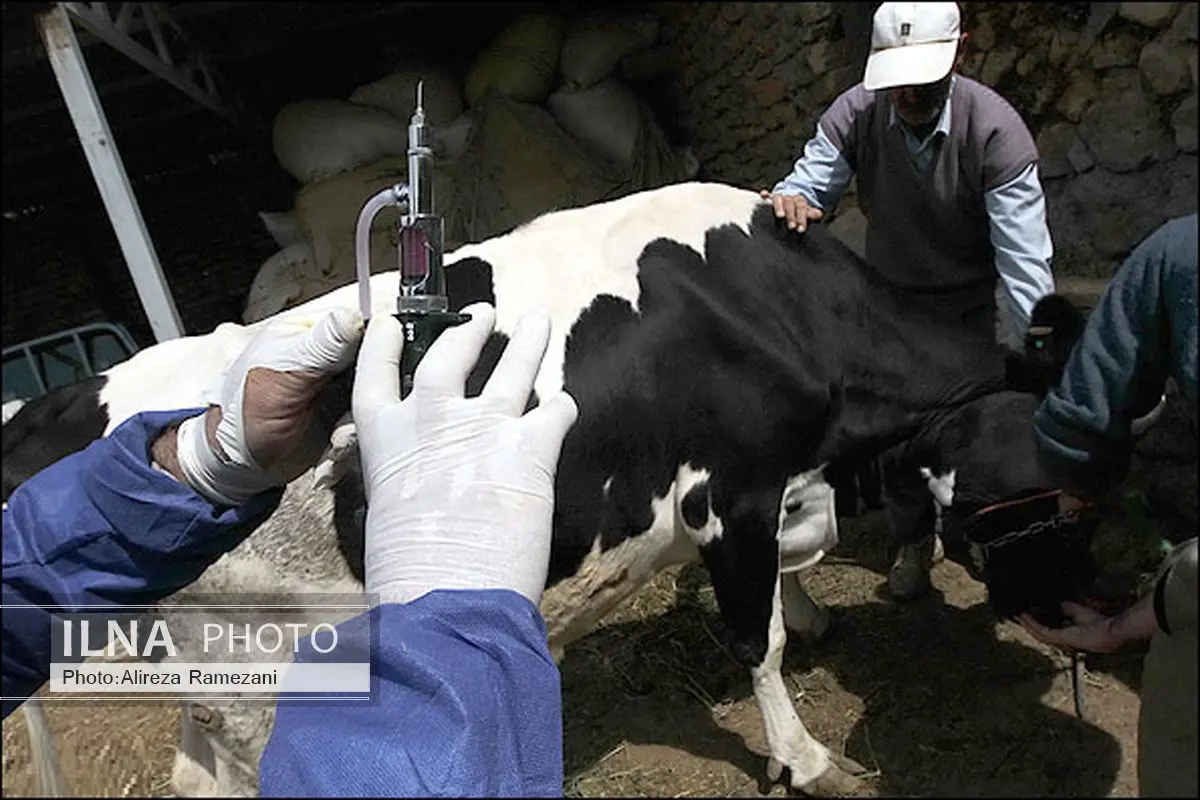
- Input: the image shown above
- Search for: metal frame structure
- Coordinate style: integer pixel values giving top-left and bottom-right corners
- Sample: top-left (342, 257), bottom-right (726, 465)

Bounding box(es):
top-left (59, 2), bottom-right (243, 123)
top-left (33, 2), bottom-right (248, 343)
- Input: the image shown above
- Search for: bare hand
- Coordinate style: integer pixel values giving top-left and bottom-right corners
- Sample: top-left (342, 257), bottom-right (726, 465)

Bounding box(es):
top-left (759, 189), bottom-right (824, 232)
top-left (1018, 601), bottom-right (1118, 654)
top-left (1057, 491), bottom-right (1090, 517)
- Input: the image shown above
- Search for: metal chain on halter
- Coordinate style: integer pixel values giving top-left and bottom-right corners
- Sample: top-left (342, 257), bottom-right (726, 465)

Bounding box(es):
top-left (964, 496), bottom-right (1096, 721)
top-left (974, 506), bottom-right (1087, 557)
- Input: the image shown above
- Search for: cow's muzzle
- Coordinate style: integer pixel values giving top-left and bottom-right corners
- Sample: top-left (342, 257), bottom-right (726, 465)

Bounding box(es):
top-left (948, 490), bottom-right (1105, 628)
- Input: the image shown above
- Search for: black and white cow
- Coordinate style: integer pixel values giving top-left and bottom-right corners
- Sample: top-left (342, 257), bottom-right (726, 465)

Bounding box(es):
top-left (5, 182), bottom-right (1116, 796)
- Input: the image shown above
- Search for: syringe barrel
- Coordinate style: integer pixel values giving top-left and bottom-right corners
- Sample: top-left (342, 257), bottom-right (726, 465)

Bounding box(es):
top-left (397, 214), bottom-right (447, 313)
top-left (407, 121), bottom-right (434, 217)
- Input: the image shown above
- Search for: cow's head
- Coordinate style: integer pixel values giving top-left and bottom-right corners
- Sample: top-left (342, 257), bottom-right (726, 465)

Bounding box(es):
top-left (925, 388), bottom-right (1115, 630)
top-left (949, 489), bottom-right (1105, 628)
top-left (1005, 293), bottom-right (1087, 398)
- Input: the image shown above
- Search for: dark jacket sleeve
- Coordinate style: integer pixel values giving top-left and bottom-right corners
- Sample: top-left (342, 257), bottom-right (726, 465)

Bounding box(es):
top-left (2, 409), bottom-right (282, 718)
top-left (260, 589), bottom-right (564, 798)
top-left (1033, 214), bottom-right (1199, 496)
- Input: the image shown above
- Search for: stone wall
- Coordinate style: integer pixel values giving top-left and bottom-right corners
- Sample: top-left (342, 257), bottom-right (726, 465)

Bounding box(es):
top-left (655, 1), bottom-right (1197, 278)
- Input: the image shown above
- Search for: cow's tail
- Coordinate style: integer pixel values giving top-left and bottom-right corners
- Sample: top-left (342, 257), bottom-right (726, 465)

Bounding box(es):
top-left (22, 698), bottom-right (69, 797)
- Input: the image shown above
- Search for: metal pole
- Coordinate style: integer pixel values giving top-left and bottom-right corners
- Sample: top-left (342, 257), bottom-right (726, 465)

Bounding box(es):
top-left (36, 4), bottom-right (186, 343)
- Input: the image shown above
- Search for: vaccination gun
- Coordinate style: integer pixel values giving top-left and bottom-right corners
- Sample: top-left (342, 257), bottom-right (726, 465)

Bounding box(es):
top-left (353, 80), bottom-right (470, 398)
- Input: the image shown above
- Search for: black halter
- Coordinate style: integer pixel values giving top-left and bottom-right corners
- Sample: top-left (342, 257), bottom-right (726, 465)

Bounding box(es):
top-left (957, 489), bottom-right (1101, 720)
top-left (957, 488), bottom-right (1101, 626)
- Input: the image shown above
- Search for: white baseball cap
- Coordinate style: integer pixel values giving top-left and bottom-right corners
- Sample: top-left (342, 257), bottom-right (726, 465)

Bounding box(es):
top-left (863, 2), bottom-right (962, 91)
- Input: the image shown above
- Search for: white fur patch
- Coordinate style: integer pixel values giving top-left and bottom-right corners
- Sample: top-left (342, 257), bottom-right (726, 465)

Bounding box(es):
top-left (97, 323), bottom-right (258, 434)
top-left (311, 412), bottom-right (358, 491)
top-left (749, 575), bottom-right (832, 787)
top-left (450, 182), bottom-right (763, 403)
top-left (2, 398), bottom-right (26, 425)
top-left (920, 467), bottom-right (956, 508)
top-left (540, 490), bottom-right (688, 655)
top-left (778, 467), bottom-right (838, 574)
top-left (86, 183), bottom-right (764, 442)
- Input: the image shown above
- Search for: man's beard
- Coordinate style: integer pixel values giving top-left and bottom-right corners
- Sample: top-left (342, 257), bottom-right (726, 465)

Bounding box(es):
top-left (894, 75), bottom-right (953, 129)
top-left (897, 103), bottom-right (943, 126)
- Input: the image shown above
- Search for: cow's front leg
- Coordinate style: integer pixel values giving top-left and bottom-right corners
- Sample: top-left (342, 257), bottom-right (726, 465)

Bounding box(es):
top-left (754, 574), bottom-right (864, 794)
top-left (693, 483), bottom-right (864, 795)
top-left (883, 454), bottom-right (942, 600)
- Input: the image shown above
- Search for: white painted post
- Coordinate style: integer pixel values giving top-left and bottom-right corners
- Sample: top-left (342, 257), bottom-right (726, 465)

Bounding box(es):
top-left (36, 4), bottom-right (186, 343)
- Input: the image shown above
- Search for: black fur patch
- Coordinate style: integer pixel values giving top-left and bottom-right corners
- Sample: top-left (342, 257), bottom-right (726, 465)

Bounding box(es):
top-left (680, 480), bottom-right (710, 529)
top-left (541, 206), bottom-right (1016, 664)
top-left (2, 376), bottom-right (108, 501)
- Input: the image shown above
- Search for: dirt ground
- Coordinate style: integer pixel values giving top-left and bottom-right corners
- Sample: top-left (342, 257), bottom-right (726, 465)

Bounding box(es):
top-left (2, 511), bottom-right (1156, 798)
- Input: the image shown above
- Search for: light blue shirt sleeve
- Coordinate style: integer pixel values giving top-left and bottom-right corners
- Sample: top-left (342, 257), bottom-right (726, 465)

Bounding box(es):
top-left (771, 125), bottom-right (854, 213)
top-left (985, 162), bottom-right (1056, 334)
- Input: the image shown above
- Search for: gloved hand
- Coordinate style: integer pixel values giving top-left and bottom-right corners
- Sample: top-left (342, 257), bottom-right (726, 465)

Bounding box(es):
top-left (176, 308), bottom-right (365, 507)
top-left (352, 302), bottom-right (579, 607)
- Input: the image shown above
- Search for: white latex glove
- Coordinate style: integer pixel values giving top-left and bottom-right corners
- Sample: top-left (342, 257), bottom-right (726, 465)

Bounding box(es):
top-left (176, 308), bottom-right (365, 506)
top-left (352, 302), bottom-right (579, 607)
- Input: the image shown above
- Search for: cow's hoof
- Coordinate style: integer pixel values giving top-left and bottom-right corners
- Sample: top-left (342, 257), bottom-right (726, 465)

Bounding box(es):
top-left (796, 752), bottom-right (869, 796)
top-left (766, 752), bottom-right (867, 797)
top-left (888, 537), bottom-right (937, 601)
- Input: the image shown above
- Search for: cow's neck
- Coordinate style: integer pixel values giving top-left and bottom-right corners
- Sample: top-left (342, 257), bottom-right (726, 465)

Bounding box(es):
top-left (811, 278), bottom-right (1009, 468)
top-left (686, 213), bottom-right (1013, 474)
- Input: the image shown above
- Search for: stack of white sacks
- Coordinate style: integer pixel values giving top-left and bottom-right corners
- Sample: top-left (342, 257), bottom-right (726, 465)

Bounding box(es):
top-left (243, 11), bottom-right (698, 323)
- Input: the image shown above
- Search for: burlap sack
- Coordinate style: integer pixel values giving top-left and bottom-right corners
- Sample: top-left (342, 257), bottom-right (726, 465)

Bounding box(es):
top-left (349, 67), bottom-right (464, 125)
top-left (547, 79), bottom-right (643, 165)
top-left (243, 242), bottom-right (324, 324)
top-left (559, 12), bottom-right (660, 89)
top-left (295, 155), bottom-right (462, 287)
top-left (464, 13), bottom-right (565, 108)
top-left (271, 100), bottom-right (408, 184)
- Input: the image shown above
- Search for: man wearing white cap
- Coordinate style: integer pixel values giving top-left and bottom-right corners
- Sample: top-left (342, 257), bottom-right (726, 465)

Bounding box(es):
top-left (763, 2), bottom-right (1056, 601)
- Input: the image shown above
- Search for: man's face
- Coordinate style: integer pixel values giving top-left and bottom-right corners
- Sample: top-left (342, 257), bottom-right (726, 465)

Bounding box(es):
top-left (888, 72), bottom-right (953, 127)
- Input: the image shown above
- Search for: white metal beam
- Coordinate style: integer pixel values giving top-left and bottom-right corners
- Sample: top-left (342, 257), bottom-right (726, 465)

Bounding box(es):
top-left (37, 4), bottom-right (186, 343)
top-left (2, 2), bottom-right (251, 74)
top-left (59, 2), bottom-right (244, 125)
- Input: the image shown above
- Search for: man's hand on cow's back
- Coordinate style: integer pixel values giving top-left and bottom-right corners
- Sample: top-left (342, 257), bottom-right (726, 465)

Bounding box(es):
top-left (759, 189), bottom-right (824, 232)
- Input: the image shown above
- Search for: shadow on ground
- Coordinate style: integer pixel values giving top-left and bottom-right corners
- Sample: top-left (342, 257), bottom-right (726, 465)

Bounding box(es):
top-left (559, 534), bottom-right (1127, 797)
